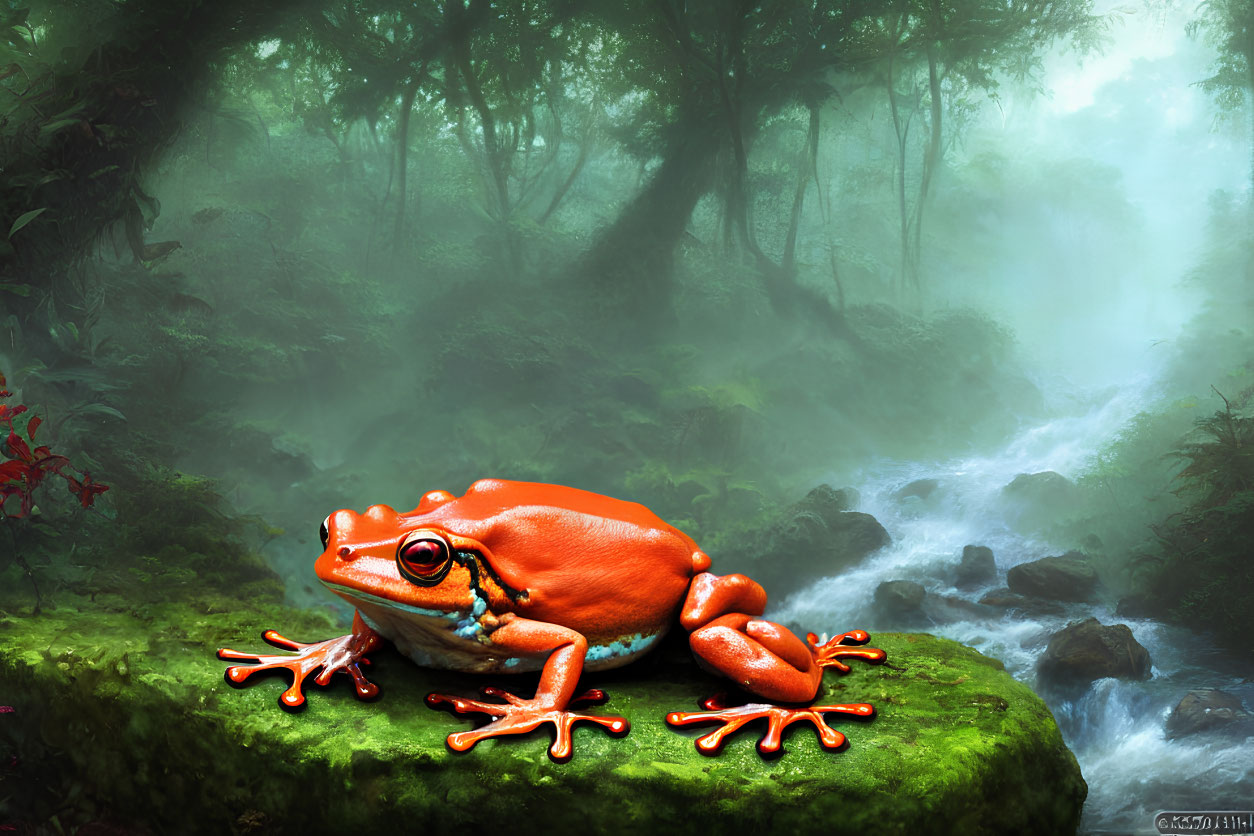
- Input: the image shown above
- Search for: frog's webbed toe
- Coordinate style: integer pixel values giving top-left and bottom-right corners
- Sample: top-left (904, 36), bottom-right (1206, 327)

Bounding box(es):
top-left (217, 613), bottom-right (383, 711)
top-left (426, 686), bottom-right (629, 762)
top-left (665, 692), bottom-right (875, 757)
top-left (675, 624), bottom-right (885, 758)
top-left (806, 629), bottom-right (888, 673)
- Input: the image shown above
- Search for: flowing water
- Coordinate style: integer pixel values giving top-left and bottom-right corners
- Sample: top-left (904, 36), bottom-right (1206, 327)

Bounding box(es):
top-left (772, 373), bottom-right (1254, 835)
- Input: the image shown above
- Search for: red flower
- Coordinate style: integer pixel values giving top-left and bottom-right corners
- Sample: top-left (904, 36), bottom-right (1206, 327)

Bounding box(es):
top-left (5, 431), bottom-right (30, 464)
top-left (65, 471), bottom-right (109, 509)
top-left (0, 375), bottom-right (108, 518)
top-left (0, 460), bottom-right (28, 483)
top-left (0, 404), bottom-right (26, 427)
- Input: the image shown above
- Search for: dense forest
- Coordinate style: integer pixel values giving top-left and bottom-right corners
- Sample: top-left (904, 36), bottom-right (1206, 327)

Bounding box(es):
top-left (0, 0), bottom-right (1251, 832)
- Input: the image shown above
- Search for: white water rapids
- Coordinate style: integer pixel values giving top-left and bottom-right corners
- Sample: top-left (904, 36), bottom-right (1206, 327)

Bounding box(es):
top-left (771, 372), bottom-right (1254, 835)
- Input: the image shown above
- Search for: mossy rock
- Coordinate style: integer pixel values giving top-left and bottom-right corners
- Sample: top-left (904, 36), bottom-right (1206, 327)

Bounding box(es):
top-left (0, 598), bottom-right (1085, 835)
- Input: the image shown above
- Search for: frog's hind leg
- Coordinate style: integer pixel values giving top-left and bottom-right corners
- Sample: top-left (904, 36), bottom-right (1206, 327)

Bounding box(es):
top-left (675, 572), bottom-right (886, 756)
top-left (424, 615), bottom-right (629, 762)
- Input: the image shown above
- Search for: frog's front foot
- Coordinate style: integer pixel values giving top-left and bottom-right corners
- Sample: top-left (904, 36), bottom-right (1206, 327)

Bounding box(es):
top-left (425, 686), bottom-right (629, 762)
top-left (217, 611), bottom-right (383, 711)
top-left (666, 692), bottom-right (875, 756)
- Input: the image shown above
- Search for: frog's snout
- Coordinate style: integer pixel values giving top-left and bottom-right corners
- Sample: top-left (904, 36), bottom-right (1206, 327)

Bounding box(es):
top-left (320, 507), bottom-right (384, 563)
top-left (321, 516), bottom-right (361, 561)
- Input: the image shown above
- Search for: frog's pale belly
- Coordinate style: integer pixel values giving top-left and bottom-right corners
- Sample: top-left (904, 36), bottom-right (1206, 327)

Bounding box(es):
top-left (326, 582), bottom-right (666, 675)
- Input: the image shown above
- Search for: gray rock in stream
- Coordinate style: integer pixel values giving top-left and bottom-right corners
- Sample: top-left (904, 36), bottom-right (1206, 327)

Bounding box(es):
top-left (875, 580), bottom-right (927, 618)
top-left (716, 483), bottom-right (890, 599)
top-left (1036, 617), bottom-right (1152, 687)
top-left (1165, 689), bottom-right (1252, 739)
top-left (894, 478), bottom-right (939, 502)
top-left (873, 581), bottom-right (999, 627)
top-left (1115, 593), bottom-right (1160, 618)
top-left (978, 588), bottom-right (1066, 617)
top-left (955, 545), bottom-right (997, 588)
top-left (1006, 552), bottom-right (1099, 602)
top-left (1002, 470), bottom-right (1079, 507)
top-left (1000, 471), bottom-right (1082, 530)
top-left (790, 482), bottom-right (858, 517)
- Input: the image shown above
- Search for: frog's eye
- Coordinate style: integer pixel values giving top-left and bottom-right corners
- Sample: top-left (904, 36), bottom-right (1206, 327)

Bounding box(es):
top-left (396, 531), bottom-right (453, 586)
top-left (319, 516), bottom-right (330, 549)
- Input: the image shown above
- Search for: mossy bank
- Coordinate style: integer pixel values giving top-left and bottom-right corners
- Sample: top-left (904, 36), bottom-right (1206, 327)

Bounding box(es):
top-left (0, 597), bottom-right (1085, 835)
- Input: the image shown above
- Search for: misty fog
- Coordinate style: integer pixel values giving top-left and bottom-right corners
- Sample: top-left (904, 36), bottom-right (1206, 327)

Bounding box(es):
top-left (1, 0), bottom-right (1251, 832)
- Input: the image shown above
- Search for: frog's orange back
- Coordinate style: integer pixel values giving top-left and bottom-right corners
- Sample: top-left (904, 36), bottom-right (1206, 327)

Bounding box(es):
top-left (406, 479), bottom-right (709, 644)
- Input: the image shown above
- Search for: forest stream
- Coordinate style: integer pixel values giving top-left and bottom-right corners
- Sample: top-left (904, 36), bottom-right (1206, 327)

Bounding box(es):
top-left (774, 372), bottom-right (1254, 836)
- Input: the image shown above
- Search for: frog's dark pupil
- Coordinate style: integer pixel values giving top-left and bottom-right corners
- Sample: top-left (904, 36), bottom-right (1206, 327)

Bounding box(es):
top-left (319, 521), bottom-right (329, 548)
top-left (400, 539), bottom-right (447, 575)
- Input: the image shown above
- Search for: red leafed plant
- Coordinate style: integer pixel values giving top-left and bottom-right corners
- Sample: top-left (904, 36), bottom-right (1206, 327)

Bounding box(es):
top-left (0, 373), bottom-right (109, 517)
top-left (1, 371), bottom-right (109, 613)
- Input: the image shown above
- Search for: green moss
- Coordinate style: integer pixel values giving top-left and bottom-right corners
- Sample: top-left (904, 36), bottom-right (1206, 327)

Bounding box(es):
top-left (0, 600), bottom-right (1084, 835)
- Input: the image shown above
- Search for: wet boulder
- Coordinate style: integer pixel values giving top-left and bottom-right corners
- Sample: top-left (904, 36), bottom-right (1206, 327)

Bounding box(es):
top-left (925, 594), bottom-right (998, 623)
top-left (1006, 552), bottom-right (1098, 602)
top-left (0, 611), bottom-right (1092, 836)
top-left (894, 478), bottom-right (939, 502)
top-left (875, 580), bottom-right (927, 619)
top-left (874, 582), bottom-right (996, 627)
top-left (1001, 471), bottom-right (1081, 530)
top-left (1115, 594), bottom-right (1160, 619)
top-left (1002, 470), bottom-right (1078, 506)
top-left (1165, 689), bottom-right (1251, 740)
top-left (822, 511), bottom-right (892, 563)
top-left (1036, 618), bottom-right (1152, 687)
top-left (723, 484), bottom-right (890, 599)
top-left (791, 482), bottom-right (857, 517)
top-left (978, 588), bottom-right (1066, 618)
top-left (955, 545), bottom-right (997, 589)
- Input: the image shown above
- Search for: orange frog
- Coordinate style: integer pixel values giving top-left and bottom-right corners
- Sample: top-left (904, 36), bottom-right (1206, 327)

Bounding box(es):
top-left (218, 479), bottom-right (885, 760)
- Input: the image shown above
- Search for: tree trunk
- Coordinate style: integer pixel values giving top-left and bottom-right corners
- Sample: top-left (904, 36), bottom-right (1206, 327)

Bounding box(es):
top-left (908, 40), bottom-right (943, 294)
top-left (781, 103), bottom-right (820, 277)
top-left (443, 0), bottom-right (519, 270)
top-left (887, 57), bottom-right (913, 298)
top-left (1246, 23), bottom-right (1254, 205)
top-left (828, 243), bottom-right (846, 311)
top-left (1248, 58), bottom-right (1254, 212)
top-left (539, 131), bottom-right (590, 225)
top-left (393, 75), bottom-right (421, 249)
top-left (579, 111), bottom-right (722, 322)
top-left (717, 26), bottom-right (778, 280)
top-left (539, 99), bottom-right (597, 225)
top-left (454, 53), bottom-right (504, 214)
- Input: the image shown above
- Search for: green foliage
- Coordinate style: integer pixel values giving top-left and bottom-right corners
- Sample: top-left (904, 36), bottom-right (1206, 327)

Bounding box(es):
top-left (1188, 0), bottom-right (1254, 116)
top-left (1172, 388), bottom-right (1254, 506)
top-left (1073, 406), bottom-right (1190, 548)
top-left (1171, 197), bottom-right (1254, 395)
top-left (1114, 391), bottom-right (1254, 658)
top-left (0, 350), bottom-right (282, 612)
top-left (82, 465), bottom-right (283, 604)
